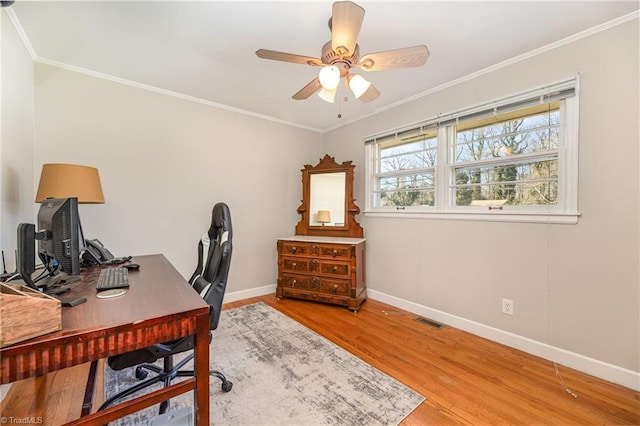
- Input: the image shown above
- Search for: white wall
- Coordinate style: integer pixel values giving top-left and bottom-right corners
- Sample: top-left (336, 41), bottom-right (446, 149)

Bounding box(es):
top-left (1, 10), bottom-right (35, 273)
top-left (32, 63), bottom-right (324, 293)
top-left (326, 19), bottom-right (639, 384)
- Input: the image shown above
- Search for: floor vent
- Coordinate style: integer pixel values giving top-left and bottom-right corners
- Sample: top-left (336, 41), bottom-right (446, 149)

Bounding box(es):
top-left (414, 316), bottom-right (445, 329)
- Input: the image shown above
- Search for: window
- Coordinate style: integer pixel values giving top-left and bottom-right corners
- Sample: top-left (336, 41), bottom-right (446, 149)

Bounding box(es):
top-left (374, 131), bottom-right (437, 208)
top-left (365, 78), bottom-right (579, 223)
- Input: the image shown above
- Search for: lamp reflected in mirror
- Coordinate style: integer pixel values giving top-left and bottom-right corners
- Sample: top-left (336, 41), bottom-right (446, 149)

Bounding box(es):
top-left (316, 210), bottom-right (331, 226)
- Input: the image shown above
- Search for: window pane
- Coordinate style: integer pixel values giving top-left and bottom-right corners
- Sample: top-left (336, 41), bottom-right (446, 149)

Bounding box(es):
top-left (453, 160), bottom-right (558, 206)
top-left (376, 172), bottom-right (435, 207)
top-left (455, 111), bottom-right (559, 163)
top-left (379, 137), bottom-right (437, 173)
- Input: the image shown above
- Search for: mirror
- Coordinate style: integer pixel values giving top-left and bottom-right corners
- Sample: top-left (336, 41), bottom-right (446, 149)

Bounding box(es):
top-left (295, 155), bottom-right (363, 238)
top-left (309, 172), bottom-right (346, 227)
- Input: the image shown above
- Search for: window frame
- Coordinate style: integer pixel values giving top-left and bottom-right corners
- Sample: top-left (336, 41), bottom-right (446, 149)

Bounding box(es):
top-left (364, 79), bottom-right (580, 224)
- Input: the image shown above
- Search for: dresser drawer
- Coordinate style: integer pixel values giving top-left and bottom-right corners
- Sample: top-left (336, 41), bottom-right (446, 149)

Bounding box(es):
top-left (281, 257), bottom-right (350, 277)
top-left (319, 261), bottom-right (350, 277)
top-left (280, 241), bottom-right (351, 260)
top-left (280, 287), bottom-right (351, 307)
top-left (280, 241), bottom-right (314, 256)
top-left (316, 245), bottom-right (351, 259)
top-left (280, 274), bottom-right (350, 296)
top-left (282, 257), bottom-right (314, 273)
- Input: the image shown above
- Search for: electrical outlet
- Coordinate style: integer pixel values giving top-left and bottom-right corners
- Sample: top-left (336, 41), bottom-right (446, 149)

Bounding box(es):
top-left (502, 298), bottom-right (514, 316)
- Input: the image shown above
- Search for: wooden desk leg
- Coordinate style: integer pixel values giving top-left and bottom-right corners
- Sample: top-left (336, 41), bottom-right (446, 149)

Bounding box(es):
top-left (194, 313), bottom-right (210, 425)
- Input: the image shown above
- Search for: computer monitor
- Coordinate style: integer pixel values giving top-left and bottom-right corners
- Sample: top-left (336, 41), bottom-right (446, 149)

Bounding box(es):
top-left (16, 223), bottom-right (36, 288)
top-left (37, 197), bottom-right (81, 276)
top-left (16, 197), bottom-right (83, 290)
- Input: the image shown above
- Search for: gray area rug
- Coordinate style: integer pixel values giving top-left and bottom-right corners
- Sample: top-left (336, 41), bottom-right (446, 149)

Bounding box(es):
top-left (104, 302), bottom-right (425, 425)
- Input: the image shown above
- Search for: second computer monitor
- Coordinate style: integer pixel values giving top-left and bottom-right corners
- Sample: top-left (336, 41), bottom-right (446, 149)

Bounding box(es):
top-left (37, 197), bottom-right (81, 276)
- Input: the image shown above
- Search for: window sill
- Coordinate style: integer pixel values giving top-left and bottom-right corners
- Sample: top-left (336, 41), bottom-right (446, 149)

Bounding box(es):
top-left (364, 210), bottom-right (580, 224)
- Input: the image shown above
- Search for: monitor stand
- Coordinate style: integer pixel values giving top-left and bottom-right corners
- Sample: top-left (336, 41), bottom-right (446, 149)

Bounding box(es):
top-left (39, 273), bottom-right (81, 295)
top-left (39, 274), bottom-right (86, 306)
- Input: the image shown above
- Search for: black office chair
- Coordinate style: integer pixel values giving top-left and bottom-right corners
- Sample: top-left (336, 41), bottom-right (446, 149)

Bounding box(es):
top-left (99, 202), bottom-right (234, 414)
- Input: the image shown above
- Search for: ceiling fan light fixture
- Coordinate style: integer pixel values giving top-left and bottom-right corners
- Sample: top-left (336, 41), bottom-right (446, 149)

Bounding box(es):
top-left (347, 73), bottom-right (371, 99)
top-left (317, 87), bottom-right (337, 103)
top-left (256, 1), bottom-right (429, 104)
top-left (318, 65), bottom-right (341, 90)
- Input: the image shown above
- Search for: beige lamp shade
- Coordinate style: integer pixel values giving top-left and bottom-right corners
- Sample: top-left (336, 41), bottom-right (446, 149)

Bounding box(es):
top-left (35, 163), bottom-right (105, 203)
top-left (316, 210), bottom-right (331, 224)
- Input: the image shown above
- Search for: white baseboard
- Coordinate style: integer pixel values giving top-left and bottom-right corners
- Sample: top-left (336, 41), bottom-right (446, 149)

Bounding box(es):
top-left (222, 284), bottom-right (639, 391)
top-left (224, 284), bottom-right (277, 303)
top-left (367, 289), bottom-right (640, 391)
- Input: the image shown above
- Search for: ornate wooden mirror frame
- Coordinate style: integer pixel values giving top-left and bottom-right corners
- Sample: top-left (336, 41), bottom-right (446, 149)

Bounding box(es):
top-left (295, 155), bottom-right (364, 238)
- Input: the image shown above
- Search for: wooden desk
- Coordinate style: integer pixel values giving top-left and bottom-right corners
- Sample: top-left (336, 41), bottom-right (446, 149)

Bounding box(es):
top-left (0, 254), bottom-right (210, 425)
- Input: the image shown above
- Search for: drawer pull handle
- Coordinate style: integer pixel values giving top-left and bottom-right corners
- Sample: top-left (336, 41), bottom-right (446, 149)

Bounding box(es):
top-left (291, 247), bottom-right (297, 253)
top-left (292, 262), bottom-right (297, 267)
top-left (292, 280), bottom-right (296, 287)
top-left (333, 285), bottom-right (338, 294)
top-left (331, 266), bottom-right (338, 272)
top-left (332, 250), bottom-right (338, 257)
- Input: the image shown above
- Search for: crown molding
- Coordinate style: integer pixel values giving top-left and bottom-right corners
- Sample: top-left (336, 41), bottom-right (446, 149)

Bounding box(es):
top-left (4, 7), bottom-right (36, 60)
top-left (34, 56), bottom-right (324, 134)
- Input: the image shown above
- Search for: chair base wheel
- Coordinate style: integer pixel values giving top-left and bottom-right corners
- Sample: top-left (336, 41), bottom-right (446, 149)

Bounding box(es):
top-left (221, 381), bottom-right (233, 392)
top-left (135, 366), bottom-right (148, 379)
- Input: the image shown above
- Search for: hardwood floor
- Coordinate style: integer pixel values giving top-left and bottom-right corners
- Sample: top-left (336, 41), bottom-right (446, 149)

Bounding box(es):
top-left (227, 295), bottom-right (640, 425)
top-left (0, 362), bottom-right (94, 425)
top-left (2, 294), bottom-right (638, 424)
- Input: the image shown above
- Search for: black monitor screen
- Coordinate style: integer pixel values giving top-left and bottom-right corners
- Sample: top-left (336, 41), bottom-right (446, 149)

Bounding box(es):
top-left (37, 197), bottom-right (81, 276)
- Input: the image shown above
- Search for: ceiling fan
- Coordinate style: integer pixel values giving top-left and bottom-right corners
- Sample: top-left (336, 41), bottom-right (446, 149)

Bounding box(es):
top-left (255, 1), bottom-right (429, 104)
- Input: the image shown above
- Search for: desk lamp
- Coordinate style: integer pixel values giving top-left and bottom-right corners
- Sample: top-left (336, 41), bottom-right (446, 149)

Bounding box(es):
top-left (36, 163), bottom-right (105, 204)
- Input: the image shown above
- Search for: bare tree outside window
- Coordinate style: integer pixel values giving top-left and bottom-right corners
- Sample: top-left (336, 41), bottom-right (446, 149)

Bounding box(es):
top-left (453, 109), bottom-right (559, 206)
top-left (376, 136), bottom-right (437, 207)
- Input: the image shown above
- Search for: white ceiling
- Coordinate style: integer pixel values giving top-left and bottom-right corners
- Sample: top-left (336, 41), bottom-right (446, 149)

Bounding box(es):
top-left (7, 1), bottom-right (639, 132)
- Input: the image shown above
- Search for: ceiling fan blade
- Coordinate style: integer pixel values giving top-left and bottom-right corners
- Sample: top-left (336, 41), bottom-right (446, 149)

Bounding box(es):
top-left (292, 78), bottom-right (323, 100)
top-left (256, 49), bottom-right (323, 66)
top-left (358, 83), bottom-right (380, 103)
top-left (331, 1), bottom-right (365, 57)
top-left (356, 45), bottom-right (430, 71)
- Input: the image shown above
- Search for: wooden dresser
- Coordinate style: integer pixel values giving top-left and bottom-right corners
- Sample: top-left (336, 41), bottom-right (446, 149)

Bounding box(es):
top-left (276, 236), bottom-right (366, 311)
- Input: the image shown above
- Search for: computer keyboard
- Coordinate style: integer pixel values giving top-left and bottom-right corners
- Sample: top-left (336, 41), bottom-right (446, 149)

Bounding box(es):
top-left (96, 267), bottom-right (129, 290)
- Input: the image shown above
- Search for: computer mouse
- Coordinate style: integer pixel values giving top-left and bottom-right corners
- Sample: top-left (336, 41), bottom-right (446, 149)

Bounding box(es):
top-left (123, 263), bottom-right (140, 271)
